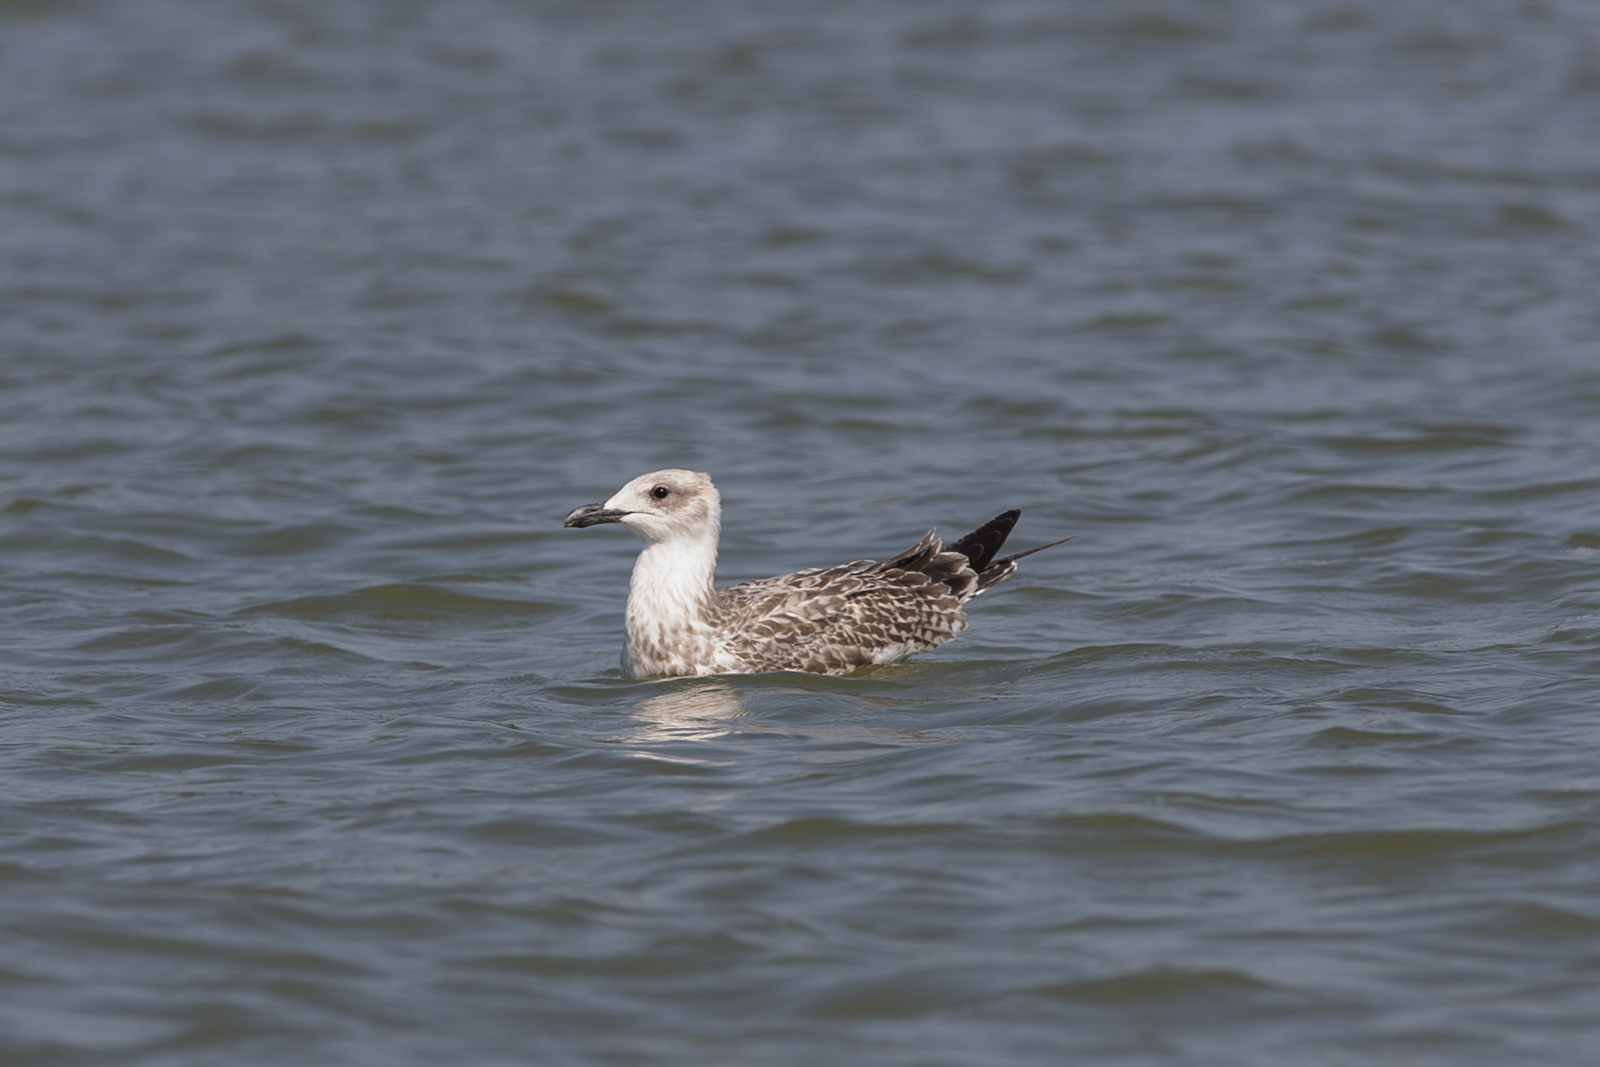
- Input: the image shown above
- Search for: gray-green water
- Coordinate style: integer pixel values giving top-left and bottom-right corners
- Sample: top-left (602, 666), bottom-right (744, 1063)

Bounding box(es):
top-left (3, 1), bottom-right (1600, 1063)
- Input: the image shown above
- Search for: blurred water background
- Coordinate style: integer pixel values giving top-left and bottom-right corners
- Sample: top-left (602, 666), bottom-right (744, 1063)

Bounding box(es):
top-left (3, 0), bottom-right (1600, 1063)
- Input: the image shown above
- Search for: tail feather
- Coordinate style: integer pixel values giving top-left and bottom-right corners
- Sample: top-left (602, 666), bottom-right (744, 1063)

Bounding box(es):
top-left (883, 510), bottom-right (1069, 602)
top-left (972, 535), bottom-right (1073, 597)
top-left (997, 536), bottom-right (1074, 565)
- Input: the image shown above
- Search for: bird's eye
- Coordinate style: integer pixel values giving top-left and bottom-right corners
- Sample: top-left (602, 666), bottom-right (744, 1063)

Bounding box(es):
top-left (651, 485), bottom-right (670, 500)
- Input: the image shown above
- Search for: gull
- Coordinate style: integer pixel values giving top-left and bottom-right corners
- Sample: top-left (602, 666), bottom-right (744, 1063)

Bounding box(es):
top-left (563, 469), bottom-right (1066, 678)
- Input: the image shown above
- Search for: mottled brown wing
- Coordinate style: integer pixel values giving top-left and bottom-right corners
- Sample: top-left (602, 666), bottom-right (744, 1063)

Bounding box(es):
top-left (714, 532), bottom-right (979, 674)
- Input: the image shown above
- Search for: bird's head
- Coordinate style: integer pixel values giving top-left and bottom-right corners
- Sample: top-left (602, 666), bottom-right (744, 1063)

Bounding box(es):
top-left (563, 469), bottom-right (722, 547)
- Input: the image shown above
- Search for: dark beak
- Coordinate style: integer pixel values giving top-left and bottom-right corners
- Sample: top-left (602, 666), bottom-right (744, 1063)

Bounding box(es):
top-left (563, 503), bottom-right (631, 528)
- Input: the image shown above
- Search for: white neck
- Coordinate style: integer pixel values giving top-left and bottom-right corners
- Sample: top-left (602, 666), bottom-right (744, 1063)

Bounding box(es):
top-left (623, 535), bottom-right (720, 676)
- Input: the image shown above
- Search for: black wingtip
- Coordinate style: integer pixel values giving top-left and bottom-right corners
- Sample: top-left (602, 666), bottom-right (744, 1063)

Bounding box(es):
top-left (945, 509), bottom-right (1022, 573)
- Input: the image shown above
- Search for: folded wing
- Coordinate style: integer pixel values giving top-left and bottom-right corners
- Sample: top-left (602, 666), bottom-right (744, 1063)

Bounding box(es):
top-left (713, 511), bottom-right (1026, 674)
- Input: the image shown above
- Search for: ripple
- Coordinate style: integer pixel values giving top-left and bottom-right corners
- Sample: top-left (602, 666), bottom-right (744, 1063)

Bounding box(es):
top-left (1033, 967), bottom-right (1282, 1005)
top-left (242, 584), bottom-right (561, 622)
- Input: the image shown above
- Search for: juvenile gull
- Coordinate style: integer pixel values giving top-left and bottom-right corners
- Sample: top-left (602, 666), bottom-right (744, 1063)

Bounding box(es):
top-left (563, 470), bottom-right (1066, 678)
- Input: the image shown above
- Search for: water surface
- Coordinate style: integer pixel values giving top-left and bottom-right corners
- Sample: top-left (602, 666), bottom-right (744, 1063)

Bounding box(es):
top-left (3, 0), bottom-right (1600, 1063)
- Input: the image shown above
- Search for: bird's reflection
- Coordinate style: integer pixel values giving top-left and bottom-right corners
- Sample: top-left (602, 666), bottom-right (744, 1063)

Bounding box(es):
top-left (629, 681), bottom-right (751, 743)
